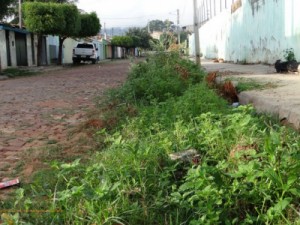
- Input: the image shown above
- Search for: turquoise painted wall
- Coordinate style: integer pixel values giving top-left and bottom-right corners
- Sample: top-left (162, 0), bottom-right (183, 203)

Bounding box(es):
top-left (191, 0), bottom-right (300, 64)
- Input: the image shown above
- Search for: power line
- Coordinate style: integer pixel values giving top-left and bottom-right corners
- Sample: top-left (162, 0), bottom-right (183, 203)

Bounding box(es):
top-left (102, 12), bottom-right (174, 20)
top-left (181, 0), bottom-right (188, 19)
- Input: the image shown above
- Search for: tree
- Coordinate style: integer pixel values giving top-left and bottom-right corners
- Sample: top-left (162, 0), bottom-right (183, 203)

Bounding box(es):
top-left (0, 0), bottom-right (17, 21)
top-left (77, 12), bottom-right (100, 38)
top-left (163, 19), bottom-right (175, 32)
top-left (23, 2), bottom-right (100, 65)
top-left (148, 20), bottom-right (165, 32)
top-left (25, 0), bottom-right (77, 3)
top-left (111, 36), bottom-right (134, 57)
top-left (111, 36), bottom-right (133, 48)
top-left (148, 19), bottom-right (175, 32)
top-left (160, 32), bottom-right (176, 50)
top-left (4, 0), bottom-right (78, 22)
top-left (57, 4), bottom-right (80, 65)
top-left (126, 27), bottom-right (152, 49)
top-left (23, 2), bottom-right (65, 65)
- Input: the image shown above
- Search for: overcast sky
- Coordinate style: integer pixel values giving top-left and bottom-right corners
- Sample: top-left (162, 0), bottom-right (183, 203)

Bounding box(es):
top-left (76, 0), bottom-right (193, 28)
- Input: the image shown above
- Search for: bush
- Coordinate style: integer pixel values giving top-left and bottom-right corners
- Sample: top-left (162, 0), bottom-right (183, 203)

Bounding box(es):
top-left (111, 52), bottom-right (205, 105)
top-left (4, 52), bottom-right (300, 225)
top-left (283, 48), bottom-right (296, 62)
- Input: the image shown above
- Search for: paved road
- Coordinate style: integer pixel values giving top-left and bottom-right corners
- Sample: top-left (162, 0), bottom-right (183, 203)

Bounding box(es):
top-left (0, 61), bottom-right (131, 184)
top-left (202, 59), bottom-right (300, 129)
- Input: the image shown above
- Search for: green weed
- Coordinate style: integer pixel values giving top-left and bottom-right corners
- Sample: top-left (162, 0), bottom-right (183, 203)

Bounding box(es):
top-left (2, 68), bottom-right (38, 78)
top-left (109, 51), bottom-right (205, 105)
top-left (236, 80), bottom-right (277, 92)
top-left (222, 77), bottom-right (278, 93)
top-left (3, 52), bottom-right (300, 225)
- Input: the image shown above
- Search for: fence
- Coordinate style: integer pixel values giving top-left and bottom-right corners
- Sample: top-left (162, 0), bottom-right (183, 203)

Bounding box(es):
top-left (198, 0), bottom-right (236, 25)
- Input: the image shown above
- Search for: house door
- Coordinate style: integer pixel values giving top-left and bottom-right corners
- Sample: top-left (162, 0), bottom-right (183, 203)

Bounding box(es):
top-left (15, 32), bottom-right (28, 66)
top-left (40, 36), bottom-right (48, 65)
top-left (5, 30), bottom-right (11, 66)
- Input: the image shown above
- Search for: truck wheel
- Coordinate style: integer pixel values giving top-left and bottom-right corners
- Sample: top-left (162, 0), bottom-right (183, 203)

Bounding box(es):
top-left (92, 59), bottom-right (96, 64)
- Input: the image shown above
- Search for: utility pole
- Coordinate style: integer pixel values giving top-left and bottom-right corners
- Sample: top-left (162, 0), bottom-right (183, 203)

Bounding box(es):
top-left (104, 22), bottom-right (107, 40)
top-left (193, 0), bottom-right (201, 66)
top-left (177, 9), bottom-right (180, 45)
top-left (19, 0), bottom-right (22, 28)
top-left (148, 20), bottom-right (150, 33)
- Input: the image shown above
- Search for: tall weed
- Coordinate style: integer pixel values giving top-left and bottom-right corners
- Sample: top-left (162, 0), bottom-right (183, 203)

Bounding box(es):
top-left (3, 53), bottom-right (300, 225)
top-left (110, 52), bottom-right (205, 105)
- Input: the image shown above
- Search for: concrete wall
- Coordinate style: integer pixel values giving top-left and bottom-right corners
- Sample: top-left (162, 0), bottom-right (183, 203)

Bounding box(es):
top-left (26, 34), bottom-right (33, 66)
top-left (0, 30), bottom-right (7, 69)
top-left (63, 38), bottom-right (78, 64)
top-left (92, 40), bottom-right (105, 61)
top-left (47, 35), bottom-right (59, 64)
top-left (9, 31), bottom-right (17, 67)
top-left (94, 41), bottom-right (105, 60)
top-left (191, 0), bottom-right (300, 64)
top-left (0, 30), bottom-right (37, 69)
top-left (33, 34), bottom-right (38, 66)
top-left (106, 45), bottom-right (112, 59)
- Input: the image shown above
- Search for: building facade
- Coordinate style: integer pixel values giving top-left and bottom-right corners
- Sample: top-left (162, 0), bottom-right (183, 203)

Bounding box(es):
top-left (190, 0), bottom-right (300, 64)
top-left (0, 24), bottom-right (37, 70)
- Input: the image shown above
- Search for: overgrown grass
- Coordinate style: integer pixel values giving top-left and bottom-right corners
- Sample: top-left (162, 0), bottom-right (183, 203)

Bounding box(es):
top-left (2, 52), bottom-right (300, 224)
top-left (226, 77), bottom-right (278, 92)
top-left (108, 51), bottom-right (204, 105)
top-left (2, 68), bottom-right (38, 78)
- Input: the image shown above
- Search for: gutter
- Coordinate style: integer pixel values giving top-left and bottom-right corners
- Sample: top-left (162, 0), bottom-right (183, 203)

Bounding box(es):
top-left (0, 25), bottom-right (30, 34)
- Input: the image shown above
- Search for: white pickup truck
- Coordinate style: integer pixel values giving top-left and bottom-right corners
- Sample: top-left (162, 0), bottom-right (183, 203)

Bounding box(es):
top-left (72, 42), bottom-right (98, 64)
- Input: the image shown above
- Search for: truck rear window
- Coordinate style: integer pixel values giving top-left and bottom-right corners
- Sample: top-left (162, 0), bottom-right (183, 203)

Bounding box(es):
top-left (77, 44), bottom-right (94, 48)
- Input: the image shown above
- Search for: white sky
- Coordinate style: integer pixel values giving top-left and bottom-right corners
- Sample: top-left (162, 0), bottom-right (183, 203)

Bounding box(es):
top-left (76, 0), bottom-right (193, 28)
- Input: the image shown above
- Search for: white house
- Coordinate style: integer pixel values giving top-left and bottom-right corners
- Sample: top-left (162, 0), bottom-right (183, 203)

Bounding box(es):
top-left (0, 23), bottom-right (37, 70)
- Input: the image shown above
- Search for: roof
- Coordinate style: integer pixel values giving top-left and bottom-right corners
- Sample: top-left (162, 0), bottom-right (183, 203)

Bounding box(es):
top-left (0, 23), bottom-right (30, 34)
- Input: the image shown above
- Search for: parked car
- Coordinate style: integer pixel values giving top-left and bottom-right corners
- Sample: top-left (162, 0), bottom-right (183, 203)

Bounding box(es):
top-left (72, 42), bottom-right (98, 64)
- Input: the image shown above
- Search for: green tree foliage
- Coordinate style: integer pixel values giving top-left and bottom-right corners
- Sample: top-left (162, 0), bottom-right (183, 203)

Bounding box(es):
top-left (25, 0), bottom-right (77, 3)
top-left (23, 2), bottom-right (69, 65)
top-left (77, 12), bottom-right (101, 38)
top-left (180, 31), bottom-right (189, 44)
top-left (111, 36), bottom-right (133, 48)
top-left (148, 19), bottom-right (165, 32)
top-left (0, 0), bottom-right (77, 22)
top-left (111, 36), bottom-right (134, 58)
top-left (126, 27), bottom-right (152, 49)
top-left (148, 19), bottom-right (175, 32)
top-left (23, 2), bottom-right (66, 34)
top-left (7, 0), bottom-right (78, 21)
top-left (0, 0), bottom-right (16, 21)
top-left (57, 4), bottom-right (80, 65)
top-left (160, 32), bottom-right (176, 50)
top-left (23, 2), bottom-right (100, 65)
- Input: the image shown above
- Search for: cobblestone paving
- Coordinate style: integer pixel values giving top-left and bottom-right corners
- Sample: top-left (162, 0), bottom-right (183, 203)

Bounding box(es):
top-left (0, 61), bottom-right (131, 184)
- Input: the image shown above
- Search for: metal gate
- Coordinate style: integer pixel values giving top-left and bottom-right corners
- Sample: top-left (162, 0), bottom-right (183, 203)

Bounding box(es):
top-left (5, 30), bottom-right (11, 66)
top-left (199, 0), bottom-right (236, 25)
top-left (15, 32), bottom-right (28, 66)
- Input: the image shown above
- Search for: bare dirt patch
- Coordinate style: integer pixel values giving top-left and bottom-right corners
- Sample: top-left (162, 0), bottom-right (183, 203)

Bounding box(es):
top-left (0, 60), bottom-right (132, 198)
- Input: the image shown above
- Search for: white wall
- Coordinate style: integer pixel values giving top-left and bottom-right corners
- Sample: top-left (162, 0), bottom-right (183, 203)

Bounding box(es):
top-left (33, 34), bottom-right (38, 66)
top-left (0, 30), bottom-right (7, 69)
top-left (9, 31), bottom-right (17, 67)
top-left (26, 34), bottom-right (33, 66)
top-left (47, 35), bottom-right (59, 64)
top-left (63, 38), bottom-right (78, 64)
top-left (191, 0), bottom-right (300, 64)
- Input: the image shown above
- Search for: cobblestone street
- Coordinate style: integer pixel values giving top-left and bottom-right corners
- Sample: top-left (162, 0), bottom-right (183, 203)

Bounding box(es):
top-left (0, 61), bottom-right (131, 184)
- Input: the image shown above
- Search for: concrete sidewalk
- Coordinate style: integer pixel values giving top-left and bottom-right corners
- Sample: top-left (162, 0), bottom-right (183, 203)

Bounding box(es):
top-left (201, 59), bottom-right (300, 129)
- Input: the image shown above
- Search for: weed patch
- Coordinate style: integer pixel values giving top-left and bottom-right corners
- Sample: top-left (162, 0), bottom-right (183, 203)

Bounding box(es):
top-left (2, 68), bottom-right (38, 78)
top-left (229, 77), bottom-right (278, 92)
top-left (2, 53), bottom-right (300, 224)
